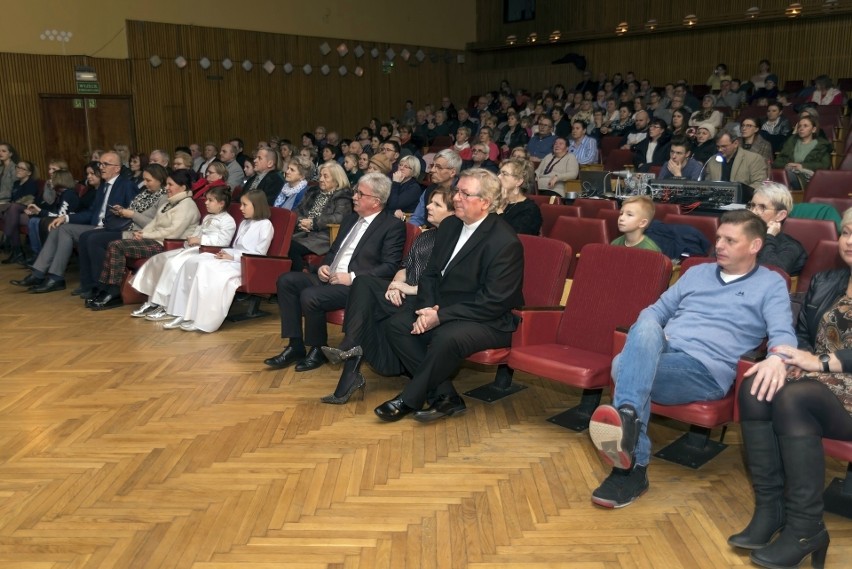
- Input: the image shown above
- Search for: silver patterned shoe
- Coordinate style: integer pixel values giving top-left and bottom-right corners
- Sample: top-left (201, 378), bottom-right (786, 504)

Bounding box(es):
top-left (131, 302), bottom-right (159, 318)
top-left (145, 307), bottom-right (171, 321)
top-left (179, 320), bottom-right (197, 331)
top-left (321, 345), bottom-right (363, 365)
top-left (163, 316), bottom-right (185, 329)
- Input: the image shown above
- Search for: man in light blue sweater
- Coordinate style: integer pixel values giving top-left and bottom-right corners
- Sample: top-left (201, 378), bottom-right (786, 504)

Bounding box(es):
top-left (588, 209), bottom-right (796, 509)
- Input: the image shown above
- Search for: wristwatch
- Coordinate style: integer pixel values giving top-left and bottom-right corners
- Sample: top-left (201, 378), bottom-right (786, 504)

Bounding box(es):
top-left (818, 353), bottom-right (830, 372)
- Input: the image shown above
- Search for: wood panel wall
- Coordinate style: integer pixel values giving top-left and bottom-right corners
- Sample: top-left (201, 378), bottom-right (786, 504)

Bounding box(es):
top-left (471, 0), bottom-right (852, 95)
top-left (0, 54), bottom-right (131, 174)
top-left (126, 21), bottom-right (466, 155)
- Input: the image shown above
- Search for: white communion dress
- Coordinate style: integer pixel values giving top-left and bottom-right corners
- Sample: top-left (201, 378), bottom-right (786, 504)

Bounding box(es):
top-left (131, 211), bottom-right (237, 306)
top-left (166, 218), bottom-right (274, 332)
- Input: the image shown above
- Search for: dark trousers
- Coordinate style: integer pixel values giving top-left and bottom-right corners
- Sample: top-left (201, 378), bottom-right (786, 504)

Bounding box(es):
top-left (341, 275), bottom-right (403, 376)
top-left (78, 229), bottom-right (123, 290)
top-left (384, 310), bottom-right (512, 408)
top-left (2, 204), bottom-right (28, 247)
top-left (276, 271), bottom-right (349, 347)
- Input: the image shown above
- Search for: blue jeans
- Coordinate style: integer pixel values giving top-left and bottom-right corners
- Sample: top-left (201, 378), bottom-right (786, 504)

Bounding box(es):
top-left (612, 316), bottom-right (728, 466)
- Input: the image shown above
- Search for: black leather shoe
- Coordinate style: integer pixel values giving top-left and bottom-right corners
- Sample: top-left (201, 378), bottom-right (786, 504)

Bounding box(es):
top-left (85, 290), bottom-right (107, 308)
top-left (10, 273), bottom-right (44, 287)
top-left (80, 289), bottom-right (97, 301)
top-left (263, 346), bottom-right (306, 369)
top-left (70, 286), bottom-right (89, 296)
top-left (374, 396), bottom-right (417, 422)
top-left (295, 346), bottom-right (329, 372)
top-left (412, 395), bottom-right (467, 422)
top-left (29, 279), bottom-right (66, 294)
top-left (90, 293), bottom-right (123, 310)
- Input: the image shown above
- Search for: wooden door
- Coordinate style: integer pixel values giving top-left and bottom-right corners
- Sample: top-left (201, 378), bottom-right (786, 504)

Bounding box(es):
top-left (39, 96), bottom-right (135, 180)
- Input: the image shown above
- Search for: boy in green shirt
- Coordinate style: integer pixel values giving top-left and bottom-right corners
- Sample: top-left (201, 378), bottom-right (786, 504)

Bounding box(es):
top-left (611, 196), bottom-right (661, 252)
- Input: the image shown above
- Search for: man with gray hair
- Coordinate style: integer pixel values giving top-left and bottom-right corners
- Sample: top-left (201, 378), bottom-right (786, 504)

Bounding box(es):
top-left (408, 148), bottom-right (461, 226)
top-left (375, 168), bottom-right (524, 422)
top-left (218, 143), bottom-right (243, 190)
top-left (264, 173), bottom-right (406, 372)
top-left (149, 149), bottom-right (170, 167)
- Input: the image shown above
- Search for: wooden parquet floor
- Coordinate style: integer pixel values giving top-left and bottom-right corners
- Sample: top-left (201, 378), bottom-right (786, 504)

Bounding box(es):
top-left (1, 263), bottom-right (851, 569)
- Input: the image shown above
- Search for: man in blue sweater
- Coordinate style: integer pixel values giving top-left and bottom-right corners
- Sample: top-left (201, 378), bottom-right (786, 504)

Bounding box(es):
top-left (588, 209), bottom-right (796, 508)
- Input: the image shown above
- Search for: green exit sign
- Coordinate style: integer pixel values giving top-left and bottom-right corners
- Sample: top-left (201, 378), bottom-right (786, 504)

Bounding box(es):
top-left (76, 80), bottom-right (100, 94)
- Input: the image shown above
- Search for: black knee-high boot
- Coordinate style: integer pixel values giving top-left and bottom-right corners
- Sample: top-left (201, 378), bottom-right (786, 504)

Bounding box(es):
top-left (320, 356), bottom-right (366, 405)
top-left (728, 421), bottom-right (786, 549)
top-left (750, 435), bottom-right (830, 569)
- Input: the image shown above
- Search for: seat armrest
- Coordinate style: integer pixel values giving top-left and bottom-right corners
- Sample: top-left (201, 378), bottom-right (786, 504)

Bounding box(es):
top-left (240, 254), bottom-right (293, 294)
top-left (163, 239), bottom-right (186, 251)
top-left (328, 223), bottom-right (340, 244)
top-left (199, 245), bottom-right (224, 254)
top-left (511, 308), bottom-right (563, 346)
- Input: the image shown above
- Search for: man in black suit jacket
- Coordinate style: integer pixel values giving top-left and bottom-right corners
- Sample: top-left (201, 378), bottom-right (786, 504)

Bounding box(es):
top-left (264, 173), bottom-right (406, 372)
top-left (11, 151), bottom-right (139, 293)
top-left (244, 148), bottom-right (285, 205)
top-left (375, 168), bottom-right (525, 422)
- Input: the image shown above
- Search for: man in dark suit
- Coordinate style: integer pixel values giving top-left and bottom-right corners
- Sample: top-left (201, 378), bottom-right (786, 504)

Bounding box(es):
top-left (11, 151), bottom-right (139, 293)
top-left (264, 173), bottom-right (406, 372)
top-left (374, 168), bottom-right (525, 423)
top-left (244, 147), bottom-right (285, 205)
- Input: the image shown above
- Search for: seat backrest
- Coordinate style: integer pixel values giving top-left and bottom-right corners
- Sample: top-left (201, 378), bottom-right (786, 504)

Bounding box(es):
top-left (664, 213), bottom-right (719, 250)
top-left (596, 209), bottom-right (620, 239)
top-left (574, 197), bottom-right (617, 218)
top-left (769, 168), bottom-right (789, 187)
top-left (517, 234), bottom-right (571, 306)
top-left (528, 194), bottom-right (558, 206)
top-left (653, 202), bottom-right (681, 221)
top-left (540, 204), bottom-right (580, 237)
top-left (266, 207), bottom-right (297, 256)
top-left (839, 152), bottom-right (852, 172)
top-left (603, 149), bottom-right (634, 172)
top-left (404, 224), bottom-right (421, 257)
top-left (796, 239), bottom-right (845, 293)
top-left (550, 217), bottom-right (612, 277)
top-left (782, 217), bottom-right (838, 256)
top-left (556, 244), bottom-right (672, 354)
top-left (808, 197), bottom-right (852, 218)
top-left (600, 136), bottom-right (622, 161)
top-left (804, 170), bottom-right (852, 201)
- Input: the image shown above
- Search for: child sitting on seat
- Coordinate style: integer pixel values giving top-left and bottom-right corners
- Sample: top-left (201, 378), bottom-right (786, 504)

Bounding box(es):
top-left (611, 195), bottom-right (661, 252)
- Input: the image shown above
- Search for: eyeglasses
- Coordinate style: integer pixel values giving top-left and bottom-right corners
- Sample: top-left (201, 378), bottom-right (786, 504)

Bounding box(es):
top-left (430, 162), bottom-right (451, 170)
top-left (745, 202), bottom-right (776, 214)
top-left (454, 188), bottom-right (482, 200)
top-left (471, 149), bottom-right (487, 154)
top-left (353, 189), bottom-right (379, 200)
top-left (98, 162), bottom-right (119, 168)
top-left (742, 123), bottom-right (758, 128)
top-left (498, 170), bottom-right (517, 177)
top-left (380, 147), bottom-right (396, 153)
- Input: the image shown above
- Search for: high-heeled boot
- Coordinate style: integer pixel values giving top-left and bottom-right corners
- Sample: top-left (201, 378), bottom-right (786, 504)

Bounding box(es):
top-left (750, 435), bottom-right (830, 569)
top-left (728, 421), bottom-right (786, 549)
top-left (1, 245), bottom-right (24, 265)
top-left (320, 355), bottom-right (366, 404)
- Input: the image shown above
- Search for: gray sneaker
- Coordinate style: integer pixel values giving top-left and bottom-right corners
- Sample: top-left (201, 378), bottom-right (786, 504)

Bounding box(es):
top-left (591, 465), bottom-right (649, 508)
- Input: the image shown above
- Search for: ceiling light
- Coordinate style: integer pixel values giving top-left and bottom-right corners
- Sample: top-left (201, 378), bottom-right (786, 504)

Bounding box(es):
top-left (645, 19), bottom-right (657, 30)
top-left (549, 30), bottom-right (561, 42)
top-left (683, 14), bottom-right (698, 27)
top-left (506, 35), bottom-right (517, 46)
top-left (746, 6), bottom-right (760, 18)
top-left (785, 3), bottom-right (803, 17)
top-left (615, 22), bottom-right (628, 36)
top-left (527, 33), bottom-right (538, 43)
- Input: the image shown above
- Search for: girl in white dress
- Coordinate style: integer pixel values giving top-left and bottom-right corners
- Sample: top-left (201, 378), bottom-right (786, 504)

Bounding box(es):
top-left (164, 189), bottom-right (274, 332)
top-left (130, 186), bottom-right (237, 320)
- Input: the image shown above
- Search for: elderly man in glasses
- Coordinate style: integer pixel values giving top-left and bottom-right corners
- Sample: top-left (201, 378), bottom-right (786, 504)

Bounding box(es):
top-left (375, 168), bottom-right (524, 423)
top-left (10, 151), bottom-right (139, 293)
top-left (263, 173), bottom-right (405, 373)
top-left (407, 149), bottom-right (462, 227)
